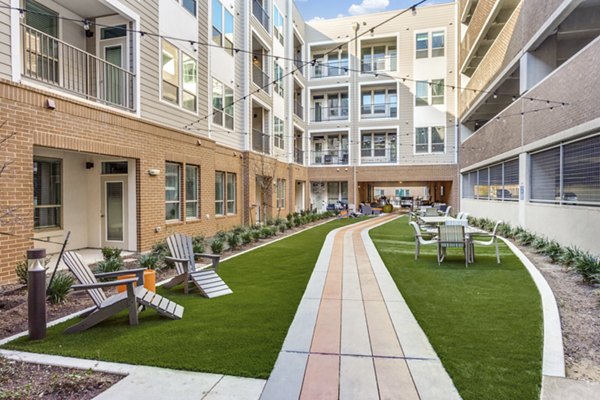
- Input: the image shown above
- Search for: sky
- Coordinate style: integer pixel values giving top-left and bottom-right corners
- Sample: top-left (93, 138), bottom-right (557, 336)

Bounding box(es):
top-left (295, 0), bottom-right (453, 23)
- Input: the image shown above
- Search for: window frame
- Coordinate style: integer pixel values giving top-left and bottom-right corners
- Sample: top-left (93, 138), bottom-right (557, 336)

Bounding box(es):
top-left (212, 0), bottom-right (234, 55)
top-left (273, 5), bottom-right (284, 45)
top-left (273, 116), bottom-right (284, 149)
top-left (360, 87), bottom-right (397, 118)
top-left (361, 43), bottom-right (397, 72)
top-left (185, 164), bottom-right (199, 220)
top-left (212, 78), bottom-right (234, 129)
top-left (180, 0), bottom-right (197, 17)
top-left (415, 30), bottom-right (445, 59)
top-left (462, 158), bottom-right (519, 201)
top-left (215, 171), bottom-right (225, 216)
top-left (226, 172), bottom-right (236, 215)
top-left (276, 178), bottom-right (286, 209)
top-left (274, 62), bottom-right (284, 97)
top-left (414, 126), bottom-right (445, 154)
top-left (33, 156), bottom-right (62, 230)
top-left (161, 39), bottom-right (198, 112)
top-left (165, 162), bottom-right (182, 221)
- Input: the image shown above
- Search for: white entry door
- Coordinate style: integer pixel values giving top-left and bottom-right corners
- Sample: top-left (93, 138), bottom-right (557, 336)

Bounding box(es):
top-left (101, 175), bottom-right (128, 249)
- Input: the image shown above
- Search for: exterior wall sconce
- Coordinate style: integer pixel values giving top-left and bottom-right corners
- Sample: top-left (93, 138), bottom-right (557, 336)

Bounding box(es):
top-left (148, 169), bottom-right (160, 176)
top-left (46, 99), bottom-right (56, 110)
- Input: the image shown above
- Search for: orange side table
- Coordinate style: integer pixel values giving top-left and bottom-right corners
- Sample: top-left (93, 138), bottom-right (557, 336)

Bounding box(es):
top-left (117, 269), bottom-right (156, 293)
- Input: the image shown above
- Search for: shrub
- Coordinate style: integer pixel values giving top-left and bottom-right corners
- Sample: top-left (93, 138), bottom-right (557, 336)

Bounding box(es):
top-left (286, 221), bottom-right (294, 229)
top-left (211, 239), bottom-right (224, 254)
top-left (232, 226), bottom-right (246, 235)
top-left (241, 231), bottom-right (253, 245)
top-left (572, 252), bottom-right (600, 284)
top-left (95, 257), bottom-right (123, 274)
top-left (150, 240), bottom-right (170, 269)
top-left (260, 226), bottom-right (273, 238)
top-left (542, 241), bottom-right (562, 263)
top-left (497, 223), bottom-right (514, 239)
top-left (14, 258), bottom-right (29, 285)
top-left (251, 229), bottom-right (261, 242)
top-left (532, 236), bottom-right (549, 253)
top-left (101, 247), bottom-right (122, 261)
top-left (293, 216), bottom-right (302, 226)
top-left (559, 246), bottom-right (581, 268)
top-left (192, 235), bottom-right (205, 254)
top-left (46, 271), bottom-right (74, 304)
top-left (274, 217), bottom-right (285, 226)
top-left (227, 233), bottom-right (241, 250)
top-left (516, 230), bottom-right (535, 246)
top-left (286, 213), bottom-right (293, 222)
top-left (214, 231), bottom-right (228, 241)
top-left (278, 223), bottom-right (286, 233)
top-left (138, 253), bottom-right (159, 270)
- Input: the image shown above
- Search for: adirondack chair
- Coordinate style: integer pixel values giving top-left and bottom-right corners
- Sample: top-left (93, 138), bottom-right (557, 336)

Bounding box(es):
top-left (62, 251), bottom-right (184, 333)
top-left (164, 233), bottom-right (233, 298)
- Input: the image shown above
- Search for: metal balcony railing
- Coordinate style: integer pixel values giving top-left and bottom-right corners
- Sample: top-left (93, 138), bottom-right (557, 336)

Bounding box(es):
top-left (361, 54), bottom-right (397, 73)
top-left (360, 103), bottom-right (398, 119)
top-left (252, 0), bottom-right (269, 30)
top-left (252, 64), bottom-right (271, 94)
top-left (21, 24), bottom-right (135, 111)
top-left (360, 147), bottom-right (398, 164)
top-left (294, 101), bottom-right (304, 119)
top-left (294, 57), bottom-right (304, 73)
top-left (294, 148), bottom-right (304, 165)
top-left (311, 61), bottom-right (349, 79)
top-left (252, 129), bottom-right (271, 154)
top-left (312, 150), bottom-right (349, 165)
top-left (310, 105), bottom-right (349, 122)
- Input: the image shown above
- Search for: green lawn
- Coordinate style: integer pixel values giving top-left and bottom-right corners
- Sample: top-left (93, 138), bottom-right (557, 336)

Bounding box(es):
top-left (3, 218), bottom-right (363, 379)
top-left (370, 217), bottom-right (543, 400)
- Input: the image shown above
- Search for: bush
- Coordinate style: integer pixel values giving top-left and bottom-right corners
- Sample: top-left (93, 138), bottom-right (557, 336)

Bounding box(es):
top-left (542, 241), bottom-right (562, 263)
top-left (260, 226), bottom-right (273, 238)
top-left (241, 231), bottom-right (253, 245)
top-left (232, 226), bottom-right (246, 235)
top-left (572, 252), bottom-right (600, 284)
top-left (286, 221), bottom-right (294, 229)
top-left (101, 247), bottom-right (122, 261)
top-left (532, 236), bottom-right (549, 253)
top-left (14, 258), bottom-right (29, 285)
top-left (211, 239), bottom-right (224, 254)
top-left (278, 224), bottom-right (286, 233)
top-left (47, 271), bottom-right (74, 304)
top-left (95, 257), bottom-right (123, 274)
top-left (251, 229), bottom-right (261, 242)
top-left (293, 216), bottom-right (302, 226)
top-left (559, 246), bottom-right (581, 268)
top-left (516, 230), bottom-right (535, 246)
top-left (192, 235), bottom-right (205, 254)
top-left (286, 213), bottom-right (293, 222)
top-left (150, 240), bottom-right (170, 269)
top-left (227, 233), bottom-right (241, 250)
top-left (214, 231), bottom-right (228, 241)
top-left (138, 253), bottom-right (159, 270)
top-left (274, 217), bottom-right (285, 226)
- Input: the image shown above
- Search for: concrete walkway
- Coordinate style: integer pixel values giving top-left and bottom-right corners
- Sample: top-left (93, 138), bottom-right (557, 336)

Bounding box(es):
top-left (260, 215), bottom-right (461, 400)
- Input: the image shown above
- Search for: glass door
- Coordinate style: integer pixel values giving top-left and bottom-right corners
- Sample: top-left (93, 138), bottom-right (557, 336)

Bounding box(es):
top-left (104, 46), bottom-right (124, 106)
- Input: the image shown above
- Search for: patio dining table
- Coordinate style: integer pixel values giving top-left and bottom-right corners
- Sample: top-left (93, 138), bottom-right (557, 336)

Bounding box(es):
top-left (418, 216), bottom-right (455, 225)
top-left (421, 224), bottom-right (491, 263)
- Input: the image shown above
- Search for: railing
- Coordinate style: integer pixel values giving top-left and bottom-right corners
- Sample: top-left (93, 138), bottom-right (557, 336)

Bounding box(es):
top-left (361, 55), bottom-right (397, 73)
top-left (252, 64), bottom-right (271, 94)
top-left (252, 0), bottom-right (270, 30)
top-left (21, 24), bottom-right (135, 111)
top-left (252, 129), bottom-right (271, 154)
top-left (312, 150), bottom-right (349, 165)
top-left (310, 105), bottom-right (349, 122)
top-left (294, 148), bottom-right (304, 165)
top-left (294, 101), bottom-right (304, 119)
top-left (361, 103), bottom-right (398, 119)
top-left (360, 147), bottom-right (397, 164)
top-left (311, 61), bottom-right (349, 79)
top-left (294, 57), bottom-right (304, 73)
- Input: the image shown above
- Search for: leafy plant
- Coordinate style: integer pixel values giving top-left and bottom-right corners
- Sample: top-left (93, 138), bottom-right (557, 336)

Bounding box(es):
top-left (214, 231), bottom-right (228, 241)
top-left (211, 239), bottom-right (224, 254)
top-left (532, 236), bottom-right (548, 253)
top-left (138, 253), bottom-right (159, 270)
top-left (516, 230), bottom-right (535, 246)
top-left (572, 252), bottom-right (600, 284)
top-left (232, 226), bottom-right (246, 235)
top-left (542, 241), bottom-right (562, 263)
top-left (227, 233), bottom-right (241, 250)
top-left (274, 217), bottom-right (285, 226)
top-left (293, 216), bottom-right (302, 226)
top-left (260, 226), bottom-right (273, 238)
top-left (95, 257), bottom-right (123, 274)
top-left (241, 231), bottom-right (253, 245)
top-left (101, 247), bottom-right (122, 261)
top-left (559, 246), bottom-right (581, 268)
top-left (14, 258), bottom-right (28, 285)
top-left (192, 235), bottom-right (205, 254)
top-left (251, 229), bottom-right (261, 242)
top-left (278, 223), bottom-right (286, 233)
top-left (46, 271), bottom-right (74, 304)
top-left (286, 221), bottom-right (294, 229)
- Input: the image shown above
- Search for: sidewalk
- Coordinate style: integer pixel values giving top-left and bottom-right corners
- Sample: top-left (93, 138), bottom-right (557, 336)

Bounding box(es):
top-left (260, 215), bottom-right (462, 400)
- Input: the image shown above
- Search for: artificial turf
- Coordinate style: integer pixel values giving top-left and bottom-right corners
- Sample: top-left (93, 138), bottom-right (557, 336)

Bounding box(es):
top-left (2, 218), bottom-right (364, 379)
top-left (369, 217), bottom-right (543, 400)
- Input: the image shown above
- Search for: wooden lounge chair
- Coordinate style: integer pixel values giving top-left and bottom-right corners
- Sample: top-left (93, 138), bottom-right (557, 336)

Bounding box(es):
top-left (62, 251), bottom-right (184, 334)
top-left (164, 233), bottom-right (233, 298)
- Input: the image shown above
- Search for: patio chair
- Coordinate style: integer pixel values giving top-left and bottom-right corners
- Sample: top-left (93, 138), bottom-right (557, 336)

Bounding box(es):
top-left (424, 207), bottom-right (438, 217)
top-left (164, 233), bottom-right (233, 298)
top-left (361, 204), bottom-right (373, 215)
top-left (472, 220), bottom-right (503, 264)
top-left (456, 212), bottom-right (464, 220)
top-left (62, 251), bottom-right (184, 333)
top-left (437, 225), bottom-right (469, 268)
top-left (409, 222), bottom-right (437, 260)
top-left (444, 205), bottom-right (452, 217)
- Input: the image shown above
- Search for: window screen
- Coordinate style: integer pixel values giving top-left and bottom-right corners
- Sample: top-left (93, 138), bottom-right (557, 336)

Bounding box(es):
top-left (530, 147), bottom-right (560, 202)
top-left (563, 135), bottom-right (600, 204)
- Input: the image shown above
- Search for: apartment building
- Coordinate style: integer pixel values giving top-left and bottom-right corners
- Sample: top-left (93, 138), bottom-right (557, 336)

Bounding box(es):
top-left (457, 0), bottom-right (600, 253)
top-left (0, 0), bottom-right (457, 282)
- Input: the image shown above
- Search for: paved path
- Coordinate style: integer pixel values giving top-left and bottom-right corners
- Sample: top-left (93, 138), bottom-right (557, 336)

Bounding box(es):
top-left (260, 215), bottom-right (461, 400)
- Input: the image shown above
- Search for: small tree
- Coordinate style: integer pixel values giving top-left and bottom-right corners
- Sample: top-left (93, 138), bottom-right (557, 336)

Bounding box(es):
top-left (252, 154), bottom-right (277, 224)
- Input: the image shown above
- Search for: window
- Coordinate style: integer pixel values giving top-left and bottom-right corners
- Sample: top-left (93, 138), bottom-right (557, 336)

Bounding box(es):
top-left (186, 165), bottom-right (199, 219)
top-left (33, 157), bottom-right (61, 229)
top-left (361, 44), bottom-right (396, 72)
top-left (311, 133), bottom-right (349, 165)
top-left (276, 179), bottom-right (286, 209)
top-left (274, 63), bottom-right (284, 97)
top-left (274, 116), bottom-right (284, 149)
top-left (162, 40), bottom-right (179, 105)
top-left (361, 132), bottom-right (397, 163)
top-left (531, 147), bottom-right (560, 203)
top-left (463, 159), bottom-right (519, 201)
top-left (162, 40), bottom-right (197, 111)
top-left (415, 81), bottom-right (428, 106)
top-left (416, 33), bottom-right (428, 59)
top-left (101, 161), bottom-right (128, 175)
top-left (361, 88), bottom-right (397, 118)
top-left (311, 49), bottom-right (348, 78)
top-left (165, 162), bottom-right (181, 221)
top-left (431, 79), bottom-right (444, 105)
top-left (212, 78), bottom-right (234, 129)
top-left (212, 0), bottom-right (234, 55)
top-left (182, 0), bottom-right (197, 16)
top-left (101, 25), bottom-right (126, 40)
top-left (216, 171), bottom-right (236, 215)
top-left (415, 127), bottom-right (445, 154)
top-left (226, 173), bottom-right (236, 214)
top-left (274, 6), bottom-right (284, 45)
top-left (431, 31), bottom-right (445, 57)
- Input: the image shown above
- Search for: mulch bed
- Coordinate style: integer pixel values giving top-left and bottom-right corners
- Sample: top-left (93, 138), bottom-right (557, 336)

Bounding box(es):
top-left (0, 356), bottom-right (122, 399)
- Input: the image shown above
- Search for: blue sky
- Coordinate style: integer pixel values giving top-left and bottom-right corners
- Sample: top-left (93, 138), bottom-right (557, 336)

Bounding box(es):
top-left (296, 0), bottom-right (453, 23)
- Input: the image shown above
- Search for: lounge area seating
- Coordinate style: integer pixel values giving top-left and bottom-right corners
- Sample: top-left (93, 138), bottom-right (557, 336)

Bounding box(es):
top-left (437, 225), bottom-right (470, 268)
top-left (409, 222), bottom-right (437, 260)
top-left (62, 251), bottom-right (184, 333)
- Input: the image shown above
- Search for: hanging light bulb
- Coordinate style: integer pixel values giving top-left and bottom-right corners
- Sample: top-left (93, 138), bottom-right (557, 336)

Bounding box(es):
top-left (411, 6), bottom-right (417, 16)
top-left (83, 20), bottom-right (90, 31)
top-left (493, 92), bottom-right (498, 99)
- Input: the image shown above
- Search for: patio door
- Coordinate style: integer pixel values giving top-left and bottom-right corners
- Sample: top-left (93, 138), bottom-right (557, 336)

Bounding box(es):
top-left (101, 175), bottom-right (128, 249)
top-left (97, 18), bottom-right (129, 107)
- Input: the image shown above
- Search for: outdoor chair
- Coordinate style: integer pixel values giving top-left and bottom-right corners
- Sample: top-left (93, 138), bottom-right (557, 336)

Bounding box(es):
top-left (472, 220), bottom-right (503, 264)
top-left (437, 225), bottom-right (469, 268)
top-left (444, 205), bottom-right (452, 217)
top-left (164, 233), bottom-right (233, 298)
top-left (62, 251), bottom-right (184, 333)
top-left (424, 207), bottom-right (438, 217)
top-left (361, 204), bottom-right (373, 215)
top-left (456, 212), bottom-right (464, 220)
top-left (409, 222), bottom-right (437, 260)
top-left (459, 212), bottom-right (469, 220)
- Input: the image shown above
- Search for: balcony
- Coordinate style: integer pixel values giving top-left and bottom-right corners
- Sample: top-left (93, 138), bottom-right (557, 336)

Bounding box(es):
top-left (361, 103), bottom-right (397, 119)
top-left (252, 0), bottom-right (269, 31)
top-left (21, 24), bottom-right (135, 111)
top-left (361, 54), bottom-right (397, 73)
top-left (312, 150), bottom-right (349, 166)
top-left (294, 148), bottom-right (304, 165)
top-left (361, 148), bottom-right (397, 164)
top-left (310, 106), bottom-right (349, 123)
top-left (310, 61), bottom-right (349, 79)
top-left (294, 101), bottom-right (304, 119)
top-left (252, 129), bottom-right (271, 155)
top-left (252, 64), bottom-right (271, 94)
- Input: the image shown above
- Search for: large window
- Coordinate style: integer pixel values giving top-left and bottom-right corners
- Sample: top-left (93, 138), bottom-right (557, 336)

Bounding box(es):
top-left (415, 127), bottom-right (445, 154)
top-left (274, 116), bottom-right (284, 149)
top-left (416, 33), bottom-right (428, 59)
top-left (212, 78), bottom-right (234, 129)
top-left (415, 81), bottom-right (428, 106)
top-left (276, 179), bottom-right (286, 209)
top-left (165, 162), bottom-right (181, 221)
top-left (212, 0), bottom-right (233, 54)
top-left (431, 79), bottom-right (444, 105)
top-left (463, 159), bottom-right (519, 201)
top-left (531, 135), bottom-right (600, 206)
top-left (181, 0), bottom-right (196, 16)
top-left (311, 49), bottom-right (348, 78)
top-left (274, 62), bottom-right (284, 97)
top-left (361, 44), bottom-right (396, 72)
top-left (416, 31), bottom-right (445, 59)
top-left (162, 40), bottom-right (197, 111)
top-left (33, 157), bottom-right (61, 229)
top-left (186, 165), bottom-right (199, 219)
top-left (216, 171), bottom-right (236, 215)
top-left (431, 31), bottom-right (445, 57)
top-left (415, 80), bottom-right (444, 106)
top-left (361, 88), bottom-right (397, 118)
top-left (274, 5), bottom-right (284, 45)
top-left (361, 132), bottom-right (397, 163)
